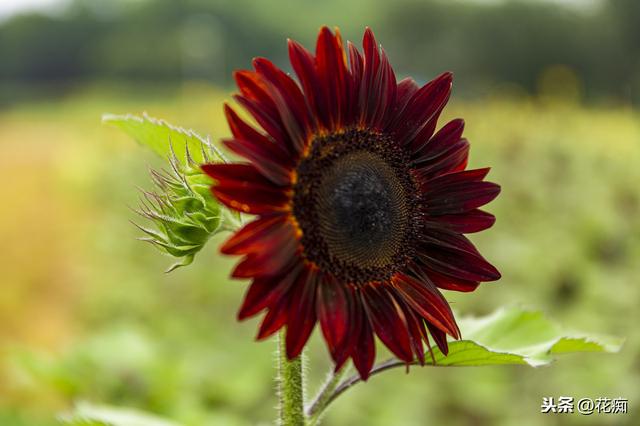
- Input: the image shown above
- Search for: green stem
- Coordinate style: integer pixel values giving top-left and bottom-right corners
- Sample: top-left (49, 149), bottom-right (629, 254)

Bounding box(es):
top-left (306, 358), bottom-right (423, 422)
top-left (277, 330), bottom-right (305, 426)
top-left (305, 365), bottom-right (349, 426)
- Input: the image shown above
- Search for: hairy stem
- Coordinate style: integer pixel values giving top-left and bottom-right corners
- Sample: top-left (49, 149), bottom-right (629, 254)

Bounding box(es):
top-left (305, 365), bottom-right (349, 425)
top-left (277, 331), bottom-right (305, 426)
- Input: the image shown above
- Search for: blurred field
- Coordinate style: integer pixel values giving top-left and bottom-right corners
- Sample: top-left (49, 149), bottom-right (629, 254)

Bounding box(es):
top-left (0, 85), bottom-right (639, 426)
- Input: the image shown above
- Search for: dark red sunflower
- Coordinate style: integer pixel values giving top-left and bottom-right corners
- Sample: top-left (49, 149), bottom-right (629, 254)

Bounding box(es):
top-left (202, 26), bottom-right (500, 379)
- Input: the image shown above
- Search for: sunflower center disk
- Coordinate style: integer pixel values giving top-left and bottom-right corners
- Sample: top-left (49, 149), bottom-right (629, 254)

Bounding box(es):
top-left (318, 152), bottom-right (406, 266)
top-left (293, 129), bottom-right (417, 284)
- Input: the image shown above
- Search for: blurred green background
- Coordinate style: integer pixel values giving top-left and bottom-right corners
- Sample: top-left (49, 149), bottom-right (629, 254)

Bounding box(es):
top-left (0, 0), bottom-right (638, 425)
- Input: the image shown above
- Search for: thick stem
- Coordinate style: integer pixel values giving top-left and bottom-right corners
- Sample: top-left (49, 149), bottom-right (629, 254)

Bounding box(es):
top-left (277, 331), bottom-right (305, 426)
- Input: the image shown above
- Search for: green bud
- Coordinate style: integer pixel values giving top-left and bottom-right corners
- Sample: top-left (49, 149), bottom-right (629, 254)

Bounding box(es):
top-left (134, 144), bottom-right (235, 272)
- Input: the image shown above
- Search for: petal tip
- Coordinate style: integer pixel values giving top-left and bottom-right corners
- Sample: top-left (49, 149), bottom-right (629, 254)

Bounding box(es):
top-left (237, 308), bottom-right (251, 321)
top-left (433, 71), bottom-right (453, 87)
top-left (363, 27), bottom-right (377, 45)
top-left (452, 117), bottom-right (465, 129)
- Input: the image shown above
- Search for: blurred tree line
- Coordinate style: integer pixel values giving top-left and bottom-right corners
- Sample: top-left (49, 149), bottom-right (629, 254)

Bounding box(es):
top-left (0, 0), bottom-right (638, 105)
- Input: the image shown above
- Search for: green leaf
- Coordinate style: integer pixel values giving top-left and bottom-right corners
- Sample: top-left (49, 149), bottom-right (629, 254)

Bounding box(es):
top-left (430, 307), bottom-right (623, 367)
top-left (306, 307), bottom-right (623, 422)
top-left (102, 112), bottom-right (225, 165)
top-left (59, 401), bottom-right (182, 426)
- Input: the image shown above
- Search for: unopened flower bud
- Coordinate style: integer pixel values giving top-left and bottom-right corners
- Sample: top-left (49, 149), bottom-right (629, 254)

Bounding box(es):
top-left (134, 145), bottom-right (237, 272)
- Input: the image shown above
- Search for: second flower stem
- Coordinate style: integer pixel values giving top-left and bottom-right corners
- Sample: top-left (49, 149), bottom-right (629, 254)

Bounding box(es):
top-left (306, 365), bottom-right (348, 426)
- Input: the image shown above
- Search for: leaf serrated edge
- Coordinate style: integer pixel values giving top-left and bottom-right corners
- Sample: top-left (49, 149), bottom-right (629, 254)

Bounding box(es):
top-left (101, 112), bottom-right (226, 164)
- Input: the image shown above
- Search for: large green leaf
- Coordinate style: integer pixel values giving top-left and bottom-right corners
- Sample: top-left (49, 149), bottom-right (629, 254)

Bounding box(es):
top-left (429, 307), bottom-right (623, 367)
top-left (102, 113), bottom-right (225, 165)
top-left (60, 402), bottom-right (182, 426)
top-left (307, 306), bottom-right (623, 423)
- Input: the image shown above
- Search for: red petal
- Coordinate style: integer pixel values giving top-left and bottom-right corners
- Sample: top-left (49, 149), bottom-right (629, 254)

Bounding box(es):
top-left (206, 163), bottom-right (289, 215)
top-left (224, 104), bottom-right (295, 178)
top-left (237, 263), bottom-right (303, 320)
top-left (253, 57), bottom-right (311, 153)
top-left (427, 322), bottom-right (449, 355)
top-left (408, 107), bottom-right (443, 153)
top-left (394, 294), bottom-right (428, 365)
top-left (415, 138), bottom-right (470, 180)
top-left (425, 268), bottom-right (480, 293)
top-left (234, 71), bottom-right (290, 148)
top-left (285, 267), bottom-right (319, 358)
top-left (234, 94), bottom-right (291, 152)
top-left (316, 26), bottom-right (349, 130)
top-left (388, 72), bottom-right (452, 147)
top-left (224, 103), bottom-right (272, 146)
top-left (424, 181), bottom-right (500, 216)
top-left (257, 296), bottom-right (289, 339)
top-left (424, 209), bottom-right (496, 234)
top-left (423, 167), bottom-right (491, 190)
top-left (347, 41), bottom-right (364, 125)
top-left (370, 48), bottom-right (397, 129)
top-left (362, 284), bottom-right (414, 362)
top-left (212, 181), bottom-right (289, 215)
top-left (423, 169), bottom-right (500, 215)
top-left (394, 77), bottom-right (419, 115)
top-left (417, 228), bottom-right (501, 282)
top-left (223, 138), bottom-right (292, 187)
top-left (201, 163), bottom-right (268, 185)
top-left (392, 273), bottom-right (460, 338)
top-left (231, 233), bottom-right (298, 278)
top-left (208, 164), bottom-right (289, 214)
top-left (221, 215), bottom-right (293, 255)
top-left (413, 118), bottom-right (465, 161)
top-left (350, 289), bottom-right (375, 380)
top-left (317, 274), bottom-right (350, 365)
top-left (234, 70), bottom-right (276, 110)
top-left (288, 39), bottom-right (327, 129)
top-left (358, 27), bottom-right (381, 127)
